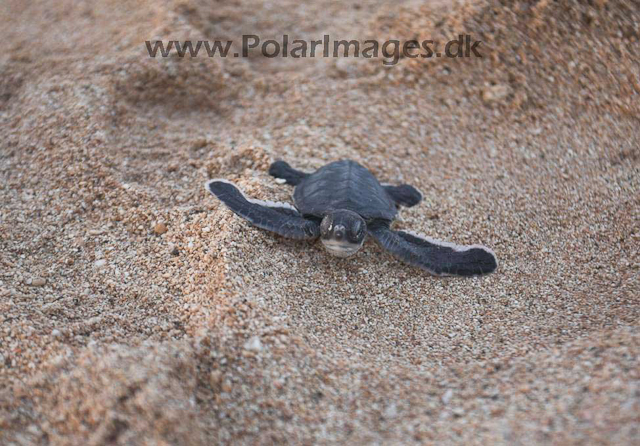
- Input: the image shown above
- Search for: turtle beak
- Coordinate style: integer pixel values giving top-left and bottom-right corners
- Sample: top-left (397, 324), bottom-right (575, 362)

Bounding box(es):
top-left (333, 224), bottom-right (346, 241)
top-left (321, 238), bottom-right (363, 257)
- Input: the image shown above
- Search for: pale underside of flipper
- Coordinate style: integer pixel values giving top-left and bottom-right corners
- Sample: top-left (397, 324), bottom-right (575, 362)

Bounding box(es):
top-left (368, 224), bottom-right (497, 277)
top-left (205, 180), bottom-right (320, 240)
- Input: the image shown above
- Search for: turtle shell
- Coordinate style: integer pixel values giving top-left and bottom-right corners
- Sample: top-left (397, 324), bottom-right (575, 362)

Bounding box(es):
top-left (293, 160), bottom-right (397, 222)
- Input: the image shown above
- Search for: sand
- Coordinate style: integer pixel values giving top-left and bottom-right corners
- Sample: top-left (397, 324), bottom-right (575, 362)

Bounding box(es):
top-left (1, 0), bottom-right (639, 444)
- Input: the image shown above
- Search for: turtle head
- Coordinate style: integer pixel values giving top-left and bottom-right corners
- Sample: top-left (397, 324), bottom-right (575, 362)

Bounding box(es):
top-left (320, 210), bottom-right (366, 257)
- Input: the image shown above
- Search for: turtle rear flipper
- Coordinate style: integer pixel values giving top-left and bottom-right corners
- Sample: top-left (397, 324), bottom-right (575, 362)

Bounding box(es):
top-left (268, 161), bottom-right (309, 186)
top-left (206, 180), bottom-right (319, 240)
top-left (383, 184), bottom-right (422, 208)
top-left (368, 224), bottom-right (497, 276)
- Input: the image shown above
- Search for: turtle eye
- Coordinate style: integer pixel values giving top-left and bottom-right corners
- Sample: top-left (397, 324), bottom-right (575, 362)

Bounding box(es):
top-left (351, 221), bottom-right (364, 238)
top-left (320, 215), bottom-right (333, 234)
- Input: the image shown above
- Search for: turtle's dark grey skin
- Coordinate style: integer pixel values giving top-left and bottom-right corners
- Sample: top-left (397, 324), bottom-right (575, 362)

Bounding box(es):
top-left (206, 160), bottom-right (498, 276)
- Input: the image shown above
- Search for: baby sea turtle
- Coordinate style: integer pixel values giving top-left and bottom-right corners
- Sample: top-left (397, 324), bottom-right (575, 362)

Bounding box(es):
top-left (206, 160), bottom-right (497, 276)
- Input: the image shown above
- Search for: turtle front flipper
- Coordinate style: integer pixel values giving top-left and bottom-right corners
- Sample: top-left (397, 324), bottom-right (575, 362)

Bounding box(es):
top-left (268, 161), bottom-right (309, 186)
top-left (383, 184), bottom-right (422, 207)
top-left (206, 180), bottom-right (319, 240)
top-left (368, 223), bottom-right (497, 276)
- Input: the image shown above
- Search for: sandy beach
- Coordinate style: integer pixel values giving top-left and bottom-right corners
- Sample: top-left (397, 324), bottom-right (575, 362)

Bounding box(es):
top-left (1, 0), bottom-right (639, 444)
